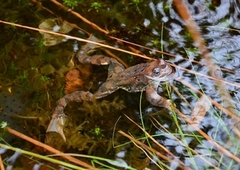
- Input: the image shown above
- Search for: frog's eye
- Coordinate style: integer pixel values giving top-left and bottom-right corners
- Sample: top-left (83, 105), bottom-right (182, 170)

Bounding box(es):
top-left (153, 68), bottom-right (160, 76)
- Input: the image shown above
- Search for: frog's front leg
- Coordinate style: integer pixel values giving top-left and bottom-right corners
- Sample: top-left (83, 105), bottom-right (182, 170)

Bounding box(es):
top-left (146, 85), bottom-right (171, 110)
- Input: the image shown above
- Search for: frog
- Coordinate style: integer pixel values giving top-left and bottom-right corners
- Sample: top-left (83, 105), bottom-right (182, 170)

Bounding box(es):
top-left (47, 35), bottom-right (176, 141)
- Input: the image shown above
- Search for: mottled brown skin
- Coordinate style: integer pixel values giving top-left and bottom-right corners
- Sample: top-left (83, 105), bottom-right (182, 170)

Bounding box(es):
top-left (50, 35), bottom-right (176, 123)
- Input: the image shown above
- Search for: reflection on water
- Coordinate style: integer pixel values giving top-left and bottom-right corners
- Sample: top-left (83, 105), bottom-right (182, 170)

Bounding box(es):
top-left (148, 0), bottom-right (240, 169)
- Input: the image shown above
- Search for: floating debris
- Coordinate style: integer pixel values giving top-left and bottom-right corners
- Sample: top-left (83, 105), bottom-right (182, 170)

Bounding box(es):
top-left (39, 18), bottom-right (73, 46)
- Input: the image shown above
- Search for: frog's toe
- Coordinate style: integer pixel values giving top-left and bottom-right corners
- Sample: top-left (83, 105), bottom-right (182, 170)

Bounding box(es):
top-left (46, 114), bottom-right (67, 142)
top-left (165, 99), bottom-right (172, 110)
top-left (166, 99), bottom-right (177, 111)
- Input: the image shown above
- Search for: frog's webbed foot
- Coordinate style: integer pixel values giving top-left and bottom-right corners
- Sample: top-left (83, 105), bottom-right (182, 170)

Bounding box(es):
top-left (89, 55), bottom-right (125, 74)
top-left (146, 85), bottom-right (171, 110)
top-left (46, 113), bottom-right (67, 141)
top-left (84, 34), bottom-right (104, 51)
top-left (76, 35), bottom-right (125, 73)
top-left (76, 35), bottom-right (105, 63)
top-left (47, 91), bottom-right (93, 141)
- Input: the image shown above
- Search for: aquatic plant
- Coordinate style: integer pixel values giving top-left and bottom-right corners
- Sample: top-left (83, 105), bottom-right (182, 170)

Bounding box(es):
top-left (63, 0), bottom-right (83, 9)
top-left (89, 2), bottom-right (102, 12)
top-left (130, 0), bottom-right (143, 13)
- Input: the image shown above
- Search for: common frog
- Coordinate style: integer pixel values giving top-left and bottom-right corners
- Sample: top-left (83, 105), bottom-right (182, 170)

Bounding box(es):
top-left (47, 35), bottom-right (176, 141)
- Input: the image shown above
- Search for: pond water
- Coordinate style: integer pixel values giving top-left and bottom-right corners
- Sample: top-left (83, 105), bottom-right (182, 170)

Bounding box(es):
top-left (0, 0), bottom-right (240, 169)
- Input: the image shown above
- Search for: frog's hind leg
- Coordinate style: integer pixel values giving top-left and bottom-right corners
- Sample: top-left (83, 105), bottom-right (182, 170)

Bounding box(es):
top-left (47, 91), bottom-right (93, 141)
top-left (84, 55), bottom-right (125, 99)
top-left (76, 34), bottom-right (104, 63)
top-left (87, 55), bottom-right (125, 76)
top-left (51, 91), bottom-right (93, 118)
top-left (79, 54), bottom-right (125, 79)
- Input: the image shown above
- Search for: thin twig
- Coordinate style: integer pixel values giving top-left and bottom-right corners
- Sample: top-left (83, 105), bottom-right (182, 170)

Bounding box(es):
top-left (118, 130), bottom-right (185, 169)
top-left (101, 48), bottom-right (129, 68)
top-left (1, 19), bottom-right (238, 90)
top-left (173, 0), bottom-right (239, 124)
top-left (122, 114), bottom-right (187, 168)
top-left (150, 117), bottom-right (219, 170)
top-left (177, 78), bottom-right (240, 123)
top-left (6, 127), bottom-right (96, 169)
top-left (0, 20), bottom-right (153, 60)
top-left (0, 155), bottom-right (5, 170)
top-left (50, 0), bottom-right (236, 75)
top-left (43, 0), bottom-right (176, 62)
top-left (171, 107), bottom-right (240, 163)
top-left (50, 0), bottom-right (109, 35)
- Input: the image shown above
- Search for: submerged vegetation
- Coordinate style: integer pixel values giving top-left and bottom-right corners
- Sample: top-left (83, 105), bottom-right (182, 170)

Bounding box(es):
top-left (63, 0), bottom-right (83, 9)
top-left (0, 0), bottom-right (240, 169)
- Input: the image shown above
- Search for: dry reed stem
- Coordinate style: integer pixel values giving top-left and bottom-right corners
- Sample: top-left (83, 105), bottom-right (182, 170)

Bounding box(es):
top-left (172, 107), bottom-right (240, 163)
top-left (173, 2), bottom-right (240, 152)
top-left (171, 62), bottom-right (240, 89)
top-left (50, 0), bottom-right (109, 35)
top-left (130, 140), bottom-right (165, 169)
top-left (49, 0), bottom-right (236, 76)
top-left (150, 117), bottom-right (219, 170)
top-left (122, 114), bottom-right (187, 168)
top-left (49, 0), bottom-right (157, 62)
top-left (30, 0), bottom-right (175, 62)
top-left (125, 82), bottom-right (240, 164)
top-left (172, 85), bottom-right (192, 109)
top-left (110, 36), bottom-right (176, 57)
top-left (6, 127), bottom-right (96, 169)
top-left (118, 130), bottom-right (186, 169)
top-left (0, 20), bottom-right (153, 61)
top-left (0, 18), bottom-right (237, 84)
top-left (101, 48), bottom-right (129, 68)
top-left (173, 0), bottom-right (239, 122)
top-left (1, 20), bottom-right (238, 97)
top-left (0, 155), bottom-right (5, 170)
top-left (30, 0), bottom-right (91, 36)
top-left (177, 78), bottom-right (240, 124)
top-left (40, 0), bottom-right (174, 61)
top-left (123, 115), bottom-right (174, 157)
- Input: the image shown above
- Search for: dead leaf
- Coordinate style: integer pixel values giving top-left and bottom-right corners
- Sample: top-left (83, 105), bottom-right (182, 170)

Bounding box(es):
top-left (64, 68), bottom-right (84, 94)
top-left (190, 95), bottom-right (212, 126)
top-left (39, 18), bottom-right (73, 46)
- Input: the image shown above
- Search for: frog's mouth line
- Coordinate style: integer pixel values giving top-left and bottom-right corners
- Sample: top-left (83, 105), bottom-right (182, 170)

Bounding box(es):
top-left (145, 75), bottom-right (172, 83)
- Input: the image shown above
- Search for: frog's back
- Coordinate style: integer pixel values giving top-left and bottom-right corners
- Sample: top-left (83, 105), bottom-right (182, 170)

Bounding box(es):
top-left (110, 63), bottom-right (150, 92)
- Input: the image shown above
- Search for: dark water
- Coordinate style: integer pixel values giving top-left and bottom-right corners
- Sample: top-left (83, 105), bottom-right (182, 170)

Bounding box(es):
top-left (0, 0), bottom-right (240, 169)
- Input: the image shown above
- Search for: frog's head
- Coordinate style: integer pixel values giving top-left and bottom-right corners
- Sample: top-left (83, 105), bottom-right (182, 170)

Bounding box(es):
top-left (145, 58), bottom-right (175, 83)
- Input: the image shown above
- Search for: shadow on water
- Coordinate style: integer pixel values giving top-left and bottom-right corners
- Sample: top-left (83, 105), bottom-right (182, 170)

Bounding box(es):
top-left (0, 0), bottom-right (240, 169)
